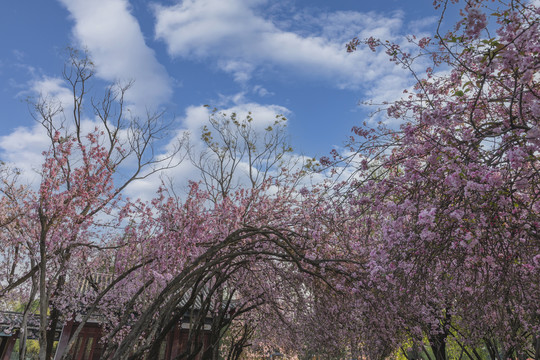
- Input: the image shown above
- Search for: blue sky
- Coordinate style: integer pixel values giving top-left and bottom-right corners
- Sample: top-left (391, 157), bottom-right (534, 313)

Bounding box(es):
top-left (0, 0), bottom-right (458, 197)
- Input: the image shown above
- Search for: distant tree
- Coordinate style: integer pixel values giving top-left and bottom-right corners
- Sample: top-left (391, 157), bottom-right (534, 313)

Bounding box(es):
top-left (187, 108), bottom-right (294, 201)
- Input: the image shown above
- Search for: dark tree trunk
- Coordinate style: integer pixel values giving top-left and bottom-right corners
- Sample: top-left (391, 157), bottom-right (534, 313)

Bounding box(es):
top-left (428, 332), bottom-right (447, 360)
top-left (45, 306), bottom-right (60, 360)
top-left (427, 306), bottom-right (451, 360)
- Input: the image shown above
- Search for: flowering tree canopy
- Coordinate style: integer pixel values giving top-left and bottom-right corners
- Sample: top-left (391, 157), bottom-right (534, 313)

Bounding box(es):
top-left (330, 0), bottom-right (539, 358)
top-left (0, 0), bottom-right (538, 359)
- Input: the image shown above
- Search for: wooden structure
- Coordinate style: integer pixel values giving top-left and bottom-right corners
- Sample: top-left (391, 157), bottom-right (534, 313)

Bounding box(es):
top-left (1, 274), bottom-right (214, 359)
top-left (53, 317), bottom-right (212, 360)
top-left (54, 320), bottom-right (104, 360)
top-left (157, 318), bottom-right (212, 360)
top-left (1, 310), bottom-right (211, 360)
top-left (0, 311), bottom-right (62, 360)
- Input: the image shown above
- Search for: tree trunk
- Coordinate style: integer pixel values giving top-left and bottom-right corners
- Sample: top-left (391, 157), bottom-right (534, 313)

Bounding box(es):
top-left (427, 307), bottom-right (450, 360)
top-left (44, 307), bottom-right (60, 360)
top-left (46, 268), bottom-right (68, 360)
top-left (18, 266), bottom-right (38, 360)
top-left (38, 220), bottom-right (50, 360)
top-left (428, 321), bottom-right (450, 360)
top-left (428, 333), bottom-right (447, 360)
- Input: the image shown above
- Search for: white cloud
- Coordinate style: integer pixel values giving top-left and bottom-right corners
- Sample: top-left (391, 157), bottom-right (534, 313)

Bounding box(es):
top-left (124, 99), bottom-right (294, 200)
top-left (0, 124), bottom-right (50, 183)
top-left (181, 100), bottom-right (290, 140)
top-left (253, 85), bottom-right (273, 97)
top-left (0, 77), bottom-right (74, 181)
top-left (319, 10), bottom-right (404, 43)
top-left (408, 16), bottom-right (439, 34)
top-left (153, 0), bottom-right (409, 89)
top-left (217, 60), bottom-right (255, 83)
top-left (58, 0), bottom-right (172, 109)
top-left (30, 76), bottom-right (74, 110)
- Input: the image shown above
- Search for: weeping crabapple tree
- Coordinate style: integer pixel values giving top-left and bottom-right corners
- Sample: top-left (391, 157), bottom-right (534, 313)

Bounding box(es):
top-left (0, 163), bottom-right (41, 360)
top-left (327, 0), bottom-right (540, 358)
top-left (0, 49), bottom-right (183, 360)
top-left (180, 110), bottom-right (373, 360)
top-left (72, 0), bottom-right (540, 358)
top-left (182, 109), bottom-right (298, 357)
top-left (17, 93), bottom-right (342, 360)
top-left (98, 181), bottom-right (321, 360)
top-left (94, 111), bottom-right (344, 360)
top-left (242, 179), bottom-right (408, 360)
top-left (0, 49), bottom-right (350, 360)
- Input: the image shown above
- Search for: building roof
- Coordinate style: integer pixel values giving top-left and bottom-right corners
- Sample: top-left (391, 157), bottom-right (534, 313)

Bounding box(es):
top-left (0, 310), bottom-right (62, 340)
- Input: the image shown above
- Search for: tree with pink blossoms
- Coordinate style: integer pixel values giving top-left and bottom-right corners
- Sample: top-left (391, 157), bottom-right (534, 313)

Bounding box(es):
top-left (1, 54), bottom-right (333, 359)
top-left (0, 49), bottom-right (182, 360)
top-left (2, 0), bottom-right (539, 358)
top-left (96, 113), bottom-right (331, 360)
top-left (337, 0), bottom-right (540, 358)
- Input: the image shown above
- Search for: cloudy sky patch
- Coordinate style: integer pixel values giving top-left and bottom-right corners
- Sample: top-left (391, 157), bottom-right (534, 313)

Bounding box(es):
top-left (0, 0), bottom-right (449, 194)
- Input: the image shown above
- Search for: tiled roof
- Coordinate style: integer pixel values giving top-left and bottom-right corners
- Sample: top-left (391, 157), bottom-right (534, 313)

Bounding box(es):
top-left (0, 310), bottom-right (62, 340)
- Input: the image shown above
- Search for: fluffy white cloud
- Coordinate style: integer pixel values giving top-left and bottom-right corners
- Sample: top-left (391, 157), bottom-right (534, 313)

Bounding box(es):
top-left (124, 99), bottom-right (293, 200)
top-left (0, 124), bottom-right (50, 183)
top-left (0, 77), bottom-right (74, 182)
top-left (177, 96), bottom-right (291, 158)
top-left (30, 76), bottom-right (74, 109)
top-left (58, 0), bottom-right (172, 109)
top-left (252, 85), bottom-right (273, 97)
top-left (217, 60), bottom-right (255, 83)
top-left (153, 0), bottom-right (409, 89)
